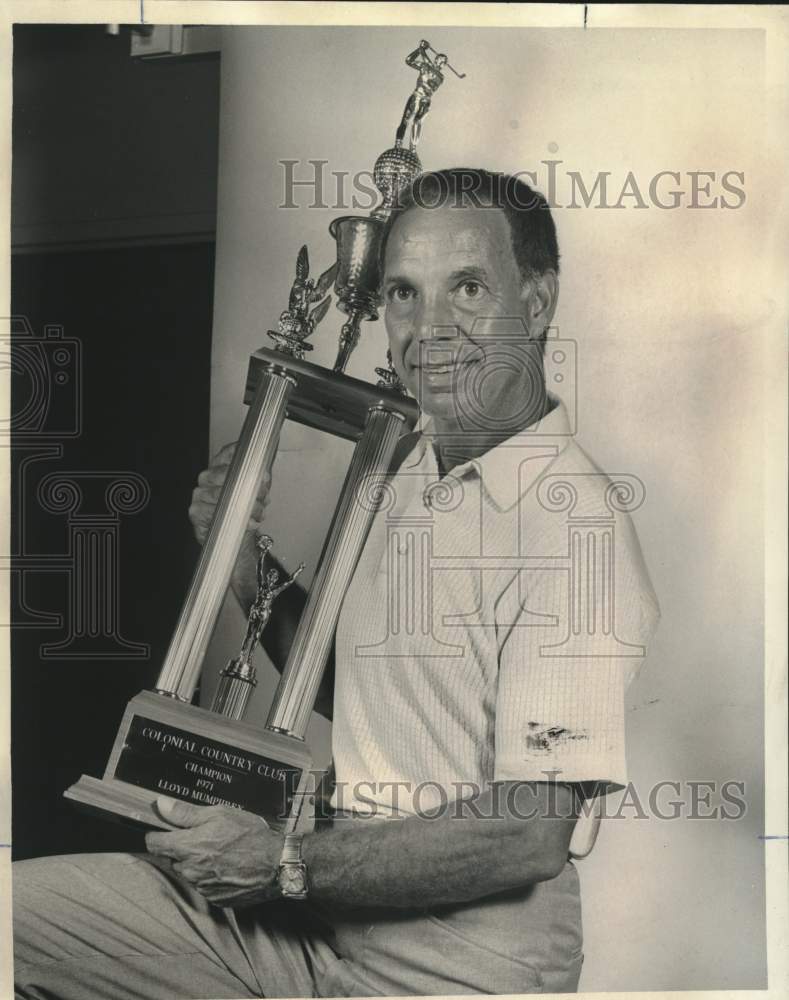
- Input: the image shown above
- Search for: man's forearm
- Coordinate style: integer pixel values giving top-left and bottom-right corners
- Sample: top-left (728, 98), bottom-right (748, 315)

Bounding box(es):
top-left (302, 783), bottom-right (578, 910)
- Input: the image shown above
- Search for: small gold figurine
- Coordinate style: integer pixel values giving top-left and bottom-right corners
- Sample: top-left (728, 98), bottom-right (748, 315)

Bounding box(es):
top-left (268, 246), bottom-right (336, 359)
top-left (212, 534), bottom-right (305, 719)
top-left (239, 534), bottom-right (304, 664)
top-left (396, 40), bottom-right (465, 150)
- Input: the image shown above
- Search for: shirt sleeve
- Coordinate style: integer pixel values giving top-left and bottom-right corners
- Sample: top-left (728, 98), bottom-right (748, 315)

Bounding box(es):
top-left (493, 514), bottom-right (661, 791)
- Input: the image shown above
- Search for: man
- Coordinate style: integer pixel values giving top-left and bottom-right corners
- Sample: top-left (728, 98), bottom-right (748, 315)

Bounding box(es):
top-left (13, 169), bottom-right (660, 998)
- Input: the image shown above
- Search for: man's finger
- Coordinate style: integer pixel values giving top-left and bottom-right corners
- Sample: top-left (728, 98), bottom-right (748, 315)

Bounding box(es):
top-left (145, 831), bottom-right (187, 858)
top-left (211, 442), bottom-right (237, 464)
top-left (154, 795), bottom-right (216, 828)
top-left (197, 467), bottom-right (229, 487)
top-left (172, 861), bottom-right (201, 884)
top-left (192, 485), bottom-right (223, 505)
top-left (142, 852), bottom-right (178, 876)
top-left (249, 499), bottom-right (269, 520)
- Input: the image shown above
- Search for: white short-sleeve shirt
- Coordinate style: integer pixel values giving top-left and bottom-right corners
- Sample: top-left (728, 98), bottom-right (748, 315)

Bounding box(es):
top-left (331, 397), bottom-right (661, 816)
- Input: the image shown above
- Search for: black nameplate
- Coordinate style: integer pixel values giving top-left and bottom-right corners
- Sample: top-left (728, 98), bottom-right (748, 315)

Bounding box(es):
top-left (113, 715), bottom-right (301, 822)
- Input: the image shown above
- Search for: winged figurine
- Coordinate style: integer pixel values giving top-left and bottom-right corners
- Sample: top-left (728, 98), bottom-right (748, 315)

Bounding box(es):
top-left (268, 246), bottom-right (336, 359)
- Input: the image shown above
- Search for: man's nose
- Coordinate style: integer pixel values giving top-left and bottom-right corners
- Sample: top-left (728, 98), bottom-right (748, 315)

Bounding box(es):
top-left (414, 297), bottom-right (460, 344)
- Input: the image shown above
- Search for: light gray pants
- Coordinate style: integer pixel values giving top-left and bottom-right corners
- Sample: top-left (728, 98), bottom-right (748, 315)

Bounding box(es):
top-left (13, 853), bottom-right (583, 998)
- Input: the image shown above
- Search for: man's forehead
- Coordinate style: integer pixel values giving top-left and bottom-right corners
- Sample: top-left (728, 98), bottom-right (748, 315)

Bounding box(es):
top-left (385, 205), bottom-right (511, 265)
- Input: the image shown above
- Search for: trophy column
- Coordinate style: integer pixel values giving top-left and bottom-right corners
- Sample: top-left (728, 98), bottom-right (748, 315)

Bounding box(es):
top-left (154, 363), bottom-right (296, 703)
top-left (267, 403), bottom-right (406, 738)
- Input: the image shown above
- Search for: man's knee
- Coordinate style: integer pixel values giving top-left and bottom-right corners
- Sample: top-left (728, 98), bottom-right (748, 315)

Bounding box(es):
top-left (14, 852), bottom-right (132, 899)
top-left (12, 853), bottom-right (268, 1000)
top-left (13, 854), bottom-right (138, 956)
top-left (13, 854), bottom-right (79, 921)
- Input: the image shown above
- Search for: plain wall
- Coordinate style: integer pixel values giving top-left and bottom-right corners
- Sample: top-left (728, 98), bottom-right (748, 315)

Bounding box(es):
top-left (11, 25), bottom-right (219, 250)
top-left (205, 27), bottom-right (767, 991)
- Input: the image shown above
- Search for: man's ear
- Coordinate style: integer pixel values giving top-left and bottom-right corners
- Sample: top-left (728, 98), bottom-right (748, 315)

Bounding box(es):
top-left (520, 270), bottom-right (559, 338)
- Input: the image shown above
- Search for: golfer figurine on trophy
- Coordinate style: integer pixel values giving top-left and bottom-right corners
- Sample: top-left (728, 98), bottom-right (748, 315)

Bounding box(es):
top-left (396, 40), bottom-right (465, 150)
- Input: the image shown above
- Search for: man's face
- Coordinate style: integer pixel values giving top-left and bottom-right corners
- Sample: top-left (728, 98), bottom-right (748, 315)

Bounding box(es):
top-left (382, 203), bottom-right (545, 438)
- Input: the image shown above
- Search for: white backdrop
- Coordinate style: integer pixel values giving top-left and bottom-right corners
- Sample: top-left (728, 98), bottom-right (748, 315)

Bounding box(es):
top-left (204, 26), bottom-right (768, 991)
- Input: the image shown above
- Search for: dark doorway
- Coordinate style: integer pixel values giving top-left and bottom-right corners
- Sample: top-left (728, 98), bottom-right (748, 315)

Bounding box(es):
top-left (10, 25), bottom-right (220, 859)
top-left (10, 243), bottom-right (215, 859)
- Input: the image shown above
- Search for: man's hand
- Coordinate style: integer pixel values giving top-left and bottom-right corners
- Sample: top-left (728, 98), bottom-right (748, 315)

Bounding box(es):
top-left (189, 442), bottom-right (272, 546)
top-left (145, 797), bottom-right (283, 908)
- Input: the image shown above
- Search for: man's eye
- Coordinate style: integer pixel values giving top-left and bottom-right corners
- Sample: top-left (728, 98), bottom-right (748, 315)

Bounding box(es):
top-left (388, 286), bottom-right (415, 302)
top-left (458, 281), bottom-right (482, 299)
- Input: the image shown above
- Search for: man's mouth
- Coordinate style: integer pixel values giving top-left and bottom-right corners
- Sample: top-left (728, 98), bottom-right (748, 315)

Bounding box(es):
top-left (420, 363), bottom-right (459, 375)
top-left (414, 355), bottom-right (480, 374)
top-left (414, 359), bottom-right (479, 392)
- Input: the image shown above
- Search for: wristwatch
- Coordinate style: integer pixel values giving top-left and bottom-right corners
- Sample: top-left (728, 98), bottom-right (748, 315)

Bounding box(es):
top-left (277, 833), bottom-right (308, 900)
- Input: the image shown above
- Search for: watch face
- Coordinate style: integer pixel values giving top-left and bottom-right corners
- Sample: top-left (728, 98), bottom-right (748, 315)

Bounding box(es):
top-left (279, 864), bottom-right (307, 896)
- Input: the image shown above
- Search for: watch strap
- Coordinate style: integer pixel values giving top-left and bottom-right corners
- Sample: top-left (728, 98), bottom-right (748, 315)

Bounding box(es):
top-left (280, 832), bottom-right (304, 864)
top-left (278, 832), bottom-right (308, 900)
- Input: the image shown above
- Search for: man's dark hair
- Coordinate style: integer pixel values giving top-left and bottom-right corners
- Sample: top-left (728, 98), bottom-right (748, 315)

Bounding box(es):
top-left (381, 167), bottom-right (560, 281)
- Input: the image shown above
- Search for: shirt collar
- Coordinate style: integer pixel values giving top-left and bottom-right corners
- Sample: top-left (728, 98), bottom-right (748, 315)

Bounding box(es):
top-left (399, 394), bottom-right (573, 511)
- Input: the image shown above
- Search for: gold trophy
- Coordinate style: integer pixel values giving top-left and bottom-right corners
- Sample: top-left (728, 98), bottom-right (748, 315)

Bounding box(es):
top-left (64, 41), bottom-right (463, 834)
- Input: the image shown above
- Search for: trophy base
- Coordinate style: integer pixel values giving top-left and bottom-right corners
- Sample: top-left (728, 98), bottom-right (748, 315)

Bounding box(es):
top-left (65, 775), bottom-right (187, 830)
top-left (64, 690), bottom-right (315, 832)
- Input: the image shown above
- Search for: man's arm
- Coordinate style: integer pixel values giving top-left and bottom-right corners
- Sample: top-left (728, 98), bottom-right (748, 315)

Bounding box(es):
top-left (145, 781), bottom-right (578, 910)
top-left (305, 781), bottom-right (578, 909)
